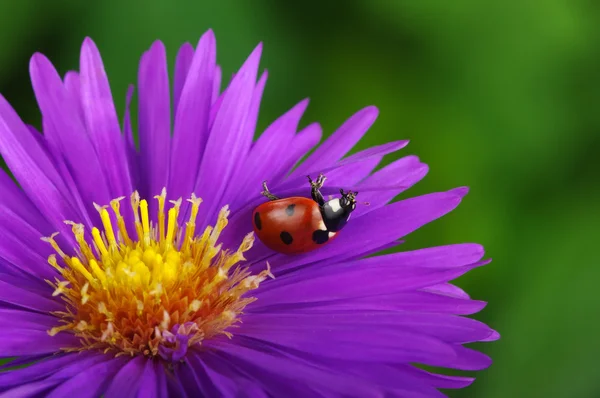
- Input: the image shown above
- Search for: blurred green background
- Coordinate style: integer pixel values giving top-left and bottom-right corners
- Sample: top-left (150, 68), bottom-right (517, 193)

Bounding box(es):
top-left (1, 1), bottom-right (599, 397)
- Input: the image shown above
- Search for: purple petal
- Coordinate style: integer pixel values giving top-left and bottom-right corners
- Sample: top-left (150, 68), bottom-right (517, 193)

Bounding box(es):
top-left (192, 43), bottom-right (262, 226)
top-left (79, 37), bottom-right (132, 198)
top-left (46, 356), bottom-right (128, 398)
top-left (0, 353), bottom-right (91, 388)
top-left (212, 65), bottom-right (222, 104)
top-left (255, 291), bottom-right (486, 315)
top-left (239, 312), bottom-right (494, 347)
top-left (290, 106), bottom-right (379, 177)
top-left (255, 262), bottom-right (486, 308)
top-left (173, 42), bottom-right (194, 114)
top-left (0, 95), bottom-right (79, 236)
top-left (269, 122), bottom-right (322, 186)
top-left (268, 188), bottom-right (470, 273)
top-left (448, 345), bottom-right (493, 371)
top-left (185, 353), bottom-right (248, 397)
top-left (0, 280), bottom-right (61, 313)
top-left (396, 365), bottom-right (475, 389)
top-left (210, 340), bottom-right (380, 397)
top-left (138, 41), bottom-right (171, 203)
top-left (425, 282), bottom-right (472, 298)
top-left (168, 30), bottom-right (216, 202)
top-left (122, 85), bottom-right (139, 190)
top-left (136, 359), bottom-right (168, 398)
top-left (0, 205), bottom-right (58, 280)
top-left (0, 309), bottom-right (58, 331)
top-left (227, 99), bottom-right (309, 208)
top-left (0, 167), bottom-right (50, 232)
top-left (354, 155), bottom-right (429, 216)
top-left (30, 53), bottom-right (112, 222)
top-left (63, 71), bottom-right (84, 121)
top-left (0, 380), bottom-right (57, 397)
top-left (104, 356), bottom-right (146, 397)
top-left (312, 360), bottom-right (447, 398)
top-left (0, 329), bottom-right (77, 356)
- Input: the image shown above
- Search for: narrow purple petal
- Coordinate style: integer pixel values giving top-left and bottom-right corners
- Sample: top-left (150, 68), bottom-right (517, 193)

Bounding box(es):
top-left (425, 282), bottom-right (472, 298)
top-left (269, 122), bottom-right (322, 186)
top-left (254, 262), bottom-right (485, 308)
top-left (275, 140), bottom-right (408, 193)
top-left (237, 324), bottom-right (456, 365)
top-left (46, 356), bottom-right (128, 398)
top-left (396, 365), bottom-right (475, 389)
top-left (255, 291), bottom-right (486, 315)
top-left (193, 43), bottom-right (262, 226)
top-left (0, 309), bottom-right (58, 330)
top-left (290, 106), bottom-right (379, 177)
top-left (173, 42), bottom-right (194, 114)
top-left (0, 280), bottom-right (61, 313)
top-left (136, 359), bottom-right (168, 398)
top-left (186, 354), bottom-right (248, 397)
top-left (122, 85), bottom-right (140, 191)
top-left (63, 71), bottom-right (84, 121)
top-left (448, 345), bottom-right (493, 371)
top-left (104, 356), bottom-right (146, 397)
top-left (168, 30), bottom-right (216, 202)
top-left (80, 37), bottom-right (132, 198)
top-left (0, 353), bottom-right (90, 388)
top-left (212, 65), bottom-right (222, 104)
top-left (211, 340), bottom-right (380, 396)
top-left (0, 95), bottom-right (79, 236)
top-left (0, 205), bottom-right (58, 280)
top-left (239, 312), bottom-right (494, 346)
top-left (0, 167), bottom-right (50, 231)
top-left (269, 188), bottom-right (470, 273)
top-left (138, 41), bottom-right (171, 204)
top-left (0, 380), bottom-right (57, 397)
top-left (227, 99), bottom-right (309, 208)
top-left (313, 360), bottom-right (447, 398)
top-left (354, 155), bottom-right (429, 216)
top-left (0, 330), bottom-right (77, 356)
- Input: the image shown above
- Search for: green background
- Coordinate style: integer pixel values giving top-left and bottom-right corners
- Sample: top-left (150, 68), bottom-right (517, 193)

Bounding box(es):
top-left (1, 1), bottom-right (599, 397)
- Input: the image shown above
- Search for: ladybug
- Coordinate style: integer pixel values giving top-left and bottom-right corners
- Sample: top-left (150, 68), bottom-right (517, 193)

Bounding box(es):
top-left (252, 173), bottom-right (358, 255)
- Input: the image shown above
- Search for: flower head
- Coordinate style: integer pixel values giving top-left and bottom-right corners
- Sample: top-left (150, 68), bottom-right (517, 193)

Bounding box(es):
top-left (0, 30), bottom-right (497, 397)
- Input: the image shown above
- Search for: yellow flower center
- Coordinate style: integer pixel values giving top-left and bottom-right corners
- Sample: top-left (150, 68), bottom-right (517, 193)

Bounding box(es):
top-left (43, 188), bottom-right (273, 359)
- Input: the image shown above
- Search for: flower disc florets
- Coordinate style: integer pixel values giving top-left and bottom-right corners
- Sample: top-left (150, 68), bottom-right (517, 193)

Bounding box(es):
top-left (44, 188), bottom-right (273, 360)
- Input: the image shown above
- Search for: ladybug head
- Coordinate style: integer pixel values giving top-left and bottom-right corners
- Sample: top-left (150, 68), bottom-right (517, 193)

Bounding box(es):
top-left (339, 189), bottom-right (358, 211)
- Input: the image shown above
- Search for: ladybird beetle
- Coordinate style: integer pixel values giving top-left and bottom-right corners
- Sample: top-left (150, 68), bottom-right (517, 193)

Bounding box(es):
top-left (252, 173), bottom-right (358, 255)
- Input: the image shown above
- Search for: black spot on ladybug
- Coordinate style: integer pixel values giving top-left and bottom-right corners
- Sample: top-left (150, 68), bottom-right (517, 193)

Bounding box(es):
top-left (280, 231), bottom-right (293, 245)
top-left (312, 229), bottom-right (329, 244)
top-left (254, 212), bottom-right (262, 230)
top-left (285, 204), bottom-right (296, 216)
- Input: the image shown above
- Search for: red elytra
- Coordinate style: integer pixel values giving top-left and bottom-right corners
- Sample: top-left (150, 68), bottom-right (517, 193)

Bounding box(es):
top-left (252, 197), bottom-right (337, 255)
top-left (252, 174), bottom-right (358, 255)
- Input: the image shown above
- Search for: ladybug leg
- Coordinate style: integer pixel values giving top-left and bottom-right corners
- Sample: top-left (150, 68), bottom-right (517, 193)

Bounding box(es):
top-left (307, 173), bottom-right (326, 206)
top-left (261, 181), bottom-right (279, 201)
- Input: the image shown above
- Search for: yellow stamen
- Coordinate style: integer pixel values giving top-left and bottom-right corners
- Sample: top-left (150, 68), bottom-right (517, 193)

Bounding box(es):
top-left (100, 209), bottom-right (117, 249)
top-left (139, 199), bottom-right (150, 246)
top-left (131, 192), bottom-right (143, 243)
top-left (110, 197), bottom-right (132, 246)
top-left (165, 207), bottom-right (177, 248)
top-left (92, 228), bottom-right (109, 257)
top-left (154, 188), bottom-right (167, 243)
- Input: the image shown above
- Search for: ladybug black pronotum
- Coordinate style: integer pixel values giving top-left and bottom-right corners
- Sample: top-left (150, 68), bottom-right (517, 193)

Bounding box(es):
top-left (252, 173), bottom-right (358, 255)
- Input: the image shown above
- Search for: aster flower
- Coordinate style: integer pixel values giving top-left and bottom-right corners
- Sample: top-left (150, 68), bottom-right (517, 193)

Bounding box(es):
top-left (0, 29), bottom-right (497, 397)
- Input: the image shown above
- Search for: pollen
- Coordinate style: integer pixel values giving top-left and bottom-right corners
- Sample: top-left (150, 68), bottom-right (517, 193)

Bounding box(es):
top-left (43, 189), bottom-right (273, 359)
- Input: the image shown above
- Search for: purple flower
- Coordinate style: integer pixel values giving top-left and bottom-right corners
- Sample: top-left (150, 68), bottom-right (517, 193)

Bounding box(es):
top-left (0, 29), bottom-right (497, 397)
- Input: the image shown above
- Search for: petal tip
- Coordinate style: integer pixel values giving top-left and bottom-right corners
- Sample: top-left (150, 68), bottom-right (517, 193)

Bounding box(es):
top-left (451, 186), bottom-right (469, 198)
